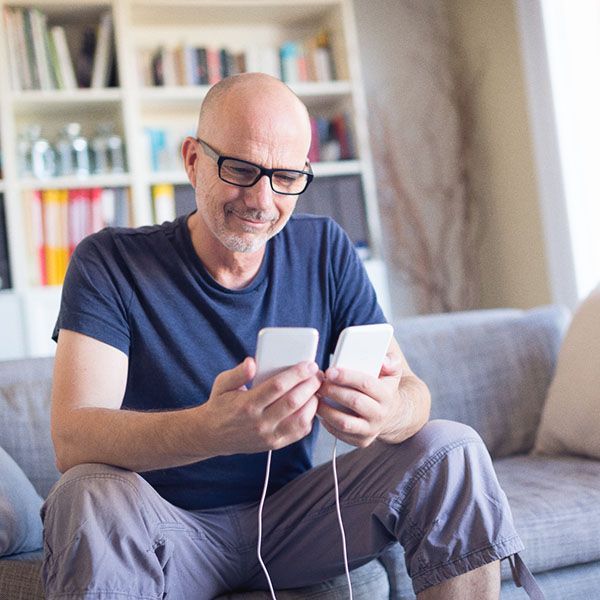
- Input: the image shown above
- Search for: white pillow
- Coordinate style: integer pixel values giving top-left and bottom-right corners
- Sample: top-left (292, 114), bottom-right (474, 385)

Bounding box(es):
top-left (535, 285), bottom-right (600, 458)
top-left (0, 445), bottom-right (43, 556)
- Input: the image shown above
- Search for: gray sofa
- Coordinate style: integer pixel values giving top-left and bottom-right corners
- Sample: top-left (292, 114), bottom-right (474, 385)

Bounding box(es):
top-left (2, 305), bottom-right (600, 599)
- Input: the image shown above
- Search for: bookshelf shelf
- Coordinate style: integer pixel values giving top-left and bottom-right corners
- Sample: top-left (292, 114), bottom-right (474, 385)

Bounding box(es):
top-left (10, 88), bottom-right (122, 104)
top-left (0, 0), bottom-right (388, 359)
top-left (138, 80), bottom-right (352, 108)
top-left (18, 173), bottom-right (131, 191)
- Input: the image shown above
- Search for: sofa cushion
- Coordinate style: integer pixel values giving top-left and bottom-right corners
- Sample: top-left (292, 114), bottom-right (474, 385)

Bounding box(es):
top-left (0, 559), bottom-right (44, 600)
top-left (394, 306), bottom-right (569, 458)
top-left (535, 285), bottom-right (600, 459)
top-left (0, 357), bottom-right (59, 498)
top-left (0, 446), bottom-right (43, 557)
top-left (495, 455), bottom-right (600, 575)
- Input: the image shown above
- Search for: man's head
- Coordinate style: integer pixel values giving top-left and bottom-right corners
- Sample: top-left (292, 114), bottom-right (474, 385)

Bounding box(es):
top-left (183, 73), bottom-right (312, 255)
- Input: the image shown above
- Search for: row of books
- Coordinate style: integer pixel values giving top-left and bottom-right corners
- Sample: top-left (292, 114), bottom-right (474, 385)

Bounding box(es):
top-left (24, 187), bottom-right (129, 287)
top-left (3, 7), bottom-right (115, 91)
top-left (138, 31), bottom-right (336, 87)
top-left (308, 114), bottom-right (356, 163)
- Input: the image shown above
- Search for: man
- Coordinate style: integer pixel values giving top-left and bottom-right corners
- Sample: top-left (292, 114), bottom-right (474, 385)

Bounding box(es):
top-left (43, 73), bottom-right (525, 599)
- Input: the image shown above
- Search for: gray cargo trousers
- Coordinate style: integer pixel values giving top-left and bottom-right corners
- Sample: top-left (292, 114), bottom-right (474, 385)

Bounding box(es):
top-left (41, 420), bottom-right (525, 599)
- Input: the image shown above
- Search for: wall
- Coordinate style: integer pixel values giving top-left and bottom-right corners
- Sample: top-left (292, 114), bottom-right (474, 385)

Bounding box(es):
top-left (353, 0), bottom-right (552, 313)
top-left (447, 0), bottom-right (551, 309)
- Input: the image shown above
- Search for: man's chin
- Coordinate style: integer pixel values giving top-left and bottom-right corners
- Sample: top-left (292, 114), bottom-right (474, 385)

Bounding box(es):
top-left (220, 232), bottom-right (268, 254)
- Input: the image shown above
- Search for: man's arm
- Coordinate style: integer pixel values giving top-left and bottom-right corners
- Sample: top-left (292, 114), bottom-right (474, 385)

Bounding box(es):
top-left (51, 329), bottom-right (322, 473)
top-left (316, 336), bottom-right (431, 447)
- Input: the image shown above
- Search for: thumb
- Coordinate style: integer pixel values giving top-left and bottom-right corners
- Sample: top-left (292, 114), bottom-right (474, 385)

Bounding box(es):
top-left (379, 354), bottom-right (403, 378)
top-left (213, 357), bottom-right (256, 394)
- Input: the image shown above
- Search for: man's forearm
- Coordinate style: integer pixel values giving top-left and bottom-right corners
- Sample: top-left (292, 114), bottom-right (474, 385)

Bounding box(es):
top-left (52, 403), bottom-right (219, 473)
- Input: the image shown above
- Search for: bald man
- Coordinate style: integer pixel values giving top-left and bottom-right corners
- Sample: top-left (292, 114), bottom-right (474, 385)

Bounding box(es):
top-left (43, 74), bottom-right (525, 599)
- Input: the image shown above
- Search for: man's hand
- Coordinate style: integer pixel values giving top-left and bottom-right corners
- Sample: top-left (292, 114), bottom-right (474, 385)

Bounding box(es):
top-left (316, 338), bottom-right (430, 447)
top-left (202, 357), bottom-right (322, 455)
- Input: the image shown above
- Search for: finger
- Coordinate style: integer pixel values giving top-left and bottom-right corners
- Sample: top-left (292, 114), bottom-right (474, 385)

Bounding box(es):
top-left (316, 399), bottom-right (371, 438)
top-left (213, 357), bottom-right (255, 394)
top-left (324, 367), bottom-right (383, 399)
top-left (252, 361), bottom-right (319, 409)
top-left (317, 411), bottom-right (374, 448)
top-left (273, 395), bottom-right (319, 448)
top-left (264, 373), bottom-right (322, 423)
top-left (317, 381), bottom-right (379, 419)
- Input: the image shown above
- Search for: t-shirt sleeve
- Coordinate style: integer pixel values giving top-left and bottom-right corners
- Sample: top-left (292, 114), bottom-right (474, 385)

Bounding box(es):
top-left (52, 232), bottom-right (132, 355)
top-left (328, 220), bottom-right (387, 336)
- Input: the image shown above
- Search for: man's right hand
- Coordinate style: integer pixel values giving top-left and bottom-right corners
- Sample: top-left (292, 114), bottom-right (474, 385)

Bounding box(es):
top-left (202, 357), bottom-right (321, 455)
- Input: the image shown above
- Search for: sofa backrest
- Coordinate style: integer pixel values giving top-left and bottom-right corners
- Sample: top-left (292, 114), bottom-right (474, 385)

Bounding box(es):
top-left (394, 305), bottom-right (570, 458)
top-left (0, 356), bottom-right (59, 497)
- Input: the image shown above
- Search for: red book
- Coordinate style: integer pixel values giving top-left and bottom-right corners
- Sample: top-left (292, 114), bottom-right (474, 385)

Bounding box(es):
top-left (308, 116), bottom-right (320, 163)
top-left (90, 187), bottom-right (104, 233)
top-left (206, 48), bottom-right (221, 85)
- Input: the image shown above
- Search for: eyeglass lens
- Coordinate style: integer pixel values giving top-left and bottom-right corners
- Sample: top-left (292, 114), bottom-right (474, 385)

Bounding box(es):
top-left (220, 158), bottom-right (308, 194)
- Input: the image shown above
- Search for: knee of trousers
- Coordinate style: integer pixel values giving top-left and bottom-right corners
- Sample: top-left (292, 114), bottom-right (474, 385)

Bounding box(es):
top-left (42, 463), bottom-right (154, 548)
top-left (389, 419), bottom-right (512, 542)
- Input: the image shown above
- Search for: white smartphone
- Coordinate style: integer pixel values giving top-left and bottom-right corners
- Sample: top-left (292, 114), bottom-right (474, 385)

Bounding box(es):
top-left (253, 327), bottom-right (319, 387)
top-left (330, 323), bottom-right (394, 376)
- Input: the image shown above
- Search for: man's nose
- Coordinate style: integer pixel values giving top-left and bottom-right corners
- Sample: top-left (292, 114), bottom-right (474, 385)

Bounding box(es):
top-left (244, 174), bottom-right (275, 210)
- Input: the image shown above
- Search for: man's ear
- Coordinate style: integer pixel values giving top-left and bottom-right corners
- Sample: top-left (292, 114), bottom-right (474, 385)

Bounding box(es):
top-left (182, 137), bottom-right (199, 188)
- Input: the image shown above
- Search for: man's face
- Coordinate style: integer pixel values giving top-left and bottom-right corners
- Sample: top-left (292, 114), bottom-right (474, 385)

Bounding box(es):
top-left (193, 126), bottom-right (309, 255)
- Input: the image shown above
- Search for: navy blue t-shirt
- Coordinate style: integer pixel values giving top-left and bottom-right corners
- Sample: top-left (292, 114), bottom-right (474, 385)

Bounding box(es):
top-left (53, 213), bottom-right (385, 510)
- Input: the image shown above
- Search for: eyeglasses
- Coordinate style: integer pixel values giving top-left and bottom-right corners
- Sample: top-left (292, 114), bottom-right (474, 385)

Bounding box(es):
top-left (195, 137), bottom-right (314, 195)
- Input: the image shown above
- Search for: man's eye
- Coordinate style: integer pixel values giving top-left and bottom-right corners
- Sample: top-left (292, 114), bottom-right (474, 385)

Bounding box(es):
top-left (275, 172), bottom-right (300, 183)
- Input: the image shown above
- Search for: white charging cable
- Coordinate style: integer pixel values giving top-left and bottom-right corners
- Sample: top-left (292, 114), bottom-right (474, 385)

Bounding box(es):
top-left (257, 440), bottom-right (353, 600)
top-left (257, 449), bottom-right (278, 600)
top-left (332, 437), bottom-right (353, 600)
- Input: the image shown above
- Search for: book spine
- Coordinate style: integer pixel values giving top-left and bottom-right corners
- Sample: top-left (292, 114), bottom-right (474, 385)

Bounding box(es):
top-left (0, 194), bottom-right (11, 290)
top-left (51, 26), bottom-right (77, 90)
top-left (30, 8), bottom-right (53, 90)
top-left (196, 47), bottom-right (208, 85)
top-left (89, 187), bottom-right (104, 233)
top-left (151, 184), bottom-right (176, 224)
top-left (22, 9), bottom-right (40, 89)
top-left (91, 11), bottom-right (113, 88)
top-left (3, 8), bottom-right (22, 91)
top-left (206, 48), bottom-right (221, 85)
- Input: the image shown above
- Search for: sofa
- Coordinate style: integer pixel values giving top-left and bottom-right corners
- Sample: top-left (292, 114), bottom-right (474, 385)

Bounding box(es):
top-left (2, 305), bottom-right (600, 599)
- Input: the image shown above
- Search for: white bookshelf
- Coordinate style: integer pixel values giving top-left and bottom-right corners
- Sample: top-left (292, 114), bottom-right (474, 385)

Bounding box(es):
top-left (0, 0), bottom-right (389, 359)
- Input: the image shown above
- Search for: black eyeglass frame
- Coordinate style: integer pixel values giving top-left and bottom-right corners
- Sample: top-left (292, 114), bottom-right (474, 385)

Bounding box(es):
top-left (195, 137), bottom-right (314, 195)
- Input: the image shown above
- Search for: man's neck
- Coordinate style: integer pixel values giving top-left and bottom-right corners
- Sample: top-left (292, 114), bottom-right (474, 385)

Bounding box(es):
top-left (187, 213), bottom-right (265, 290)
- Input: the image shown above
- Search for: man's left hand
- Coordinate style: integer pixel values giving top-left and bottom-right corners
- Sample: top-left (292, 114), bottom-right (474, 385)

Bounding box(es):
top-left (316, 338), bottom-right (430, 447)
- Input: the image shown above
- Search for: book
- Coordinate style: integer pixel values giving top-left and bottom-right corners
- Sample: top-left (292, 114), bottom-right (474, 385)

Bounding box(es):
top-left (206, 48), bottom-right (221, 85)
top-left (42, 189), bottom-right (68, 286)
top-left (22, 9), bottom-right (40, 89)
top-left (195, 47), bottom-right (209, 85)
top-left (76, 27), bottom-right (96, 88)
top-left (24, 189), bottom-right (46, 286)
top-left (29, 8), bottom-right (54, 90)
top-left (12, 9), bottom-right (34, 90)
top-left (3, 8), bottom-right (22, 91)
top-left (0, 195), bottom-right (11, 290)
top-left (51, 26), bottom-right (77, 90)
top-left (152, 184), bottom-right (176, 224)
top-left (91, 11), bottom-right (114, 88)
top-left (67, 188), bottom-right (90, 255)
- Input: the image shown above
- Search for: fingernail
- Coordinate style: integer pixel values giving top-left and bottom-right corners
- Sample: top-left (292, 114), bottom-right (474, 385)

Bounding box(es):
top-left (307, 362), bottom-right (318, 374)
top-left (327, 367), bottom-right (339, 380)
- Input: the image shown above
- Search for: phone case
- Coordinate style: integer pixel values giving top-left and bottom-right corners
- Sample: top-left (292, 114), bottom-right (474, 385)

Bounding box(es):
top-left (253, 327), bottom-right (319, 386)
